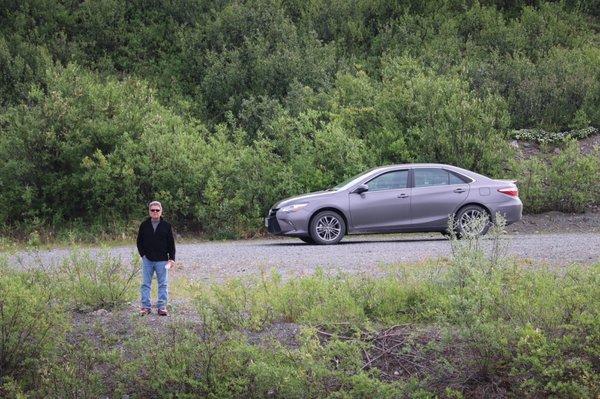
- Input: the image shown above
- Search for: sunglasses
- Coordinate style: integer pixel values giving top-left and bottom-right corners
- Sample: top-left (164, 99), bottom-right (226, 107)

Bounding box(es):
top-left (150, 209), bottom-right (161, 212)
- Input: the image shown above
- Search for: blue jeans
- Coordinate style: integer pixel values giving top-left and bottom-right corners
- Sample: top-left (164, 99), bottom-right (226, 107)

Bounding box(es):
top-left (140, 256), bottom-right (168, 309)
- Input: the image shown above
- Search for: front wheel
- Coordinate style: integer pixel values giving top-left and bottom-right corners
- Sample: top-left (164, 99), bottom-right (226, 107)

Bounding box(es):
top-left (455, 205), bottom-right (490, 238)
top-left (309, 211), bottom-right (346, 245)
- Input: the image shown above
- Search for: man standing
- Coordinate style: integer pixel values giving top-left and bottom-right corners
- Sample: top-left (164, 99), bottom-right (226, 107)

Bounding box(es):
top-left (136, 201), bottom-right (176, 316)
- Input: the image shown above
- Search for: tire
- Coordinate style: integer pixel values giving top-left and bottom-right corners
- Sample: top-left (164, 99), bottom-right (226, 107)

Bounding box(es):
top-left (455, 205), bottom-right (491, 238)
top-left (299, 236), bottom-right (315, 244)
top-left (309, 210), bottom-right (346, 245)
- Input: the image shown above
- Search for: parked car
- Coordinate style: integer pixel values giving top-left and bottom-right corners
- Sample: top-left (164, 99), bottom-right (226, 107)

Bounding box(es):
top-left (265, 163), bottom-right (522, 244)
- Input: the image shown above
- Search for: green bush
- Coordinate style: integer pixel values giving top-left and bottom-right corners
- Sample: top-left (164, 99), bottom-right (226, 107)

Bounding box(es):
top-left (36, 338), bottom-right (117, 399)
top-left (512, 140), bottom-right (600, 213)
top-left (0, 34), bottom-right (51, 107)
top-left (0, 263), bottom-right (67, 389)
top-left (333, 56), bottom-right (512, 174)
top-left (195, 268), bottom-right (439, 332)
top-left (57, 250), bottom-right (138, 312)
top-left (497, 46), bottom-right (600, 131)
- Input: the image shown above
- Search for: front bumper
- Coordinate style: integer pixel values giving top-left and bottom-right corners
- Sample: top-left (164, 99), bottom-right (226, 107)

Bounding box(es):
top-left (265, 208), bottom-right (282, 234)
top-left (265, 208), bottom-right (310, 237)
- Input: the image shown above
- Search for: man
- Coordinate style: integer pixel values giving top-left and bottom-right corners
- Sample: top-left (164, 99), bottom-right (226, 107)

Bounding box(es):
top-left (136, 201), bottom-right (176, 316)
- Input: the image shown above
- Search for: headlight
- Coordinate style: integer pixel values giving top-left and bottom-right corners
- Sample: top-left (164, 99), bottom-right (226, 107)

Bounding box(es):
top-left (280, 203), bottom-right (309, 213)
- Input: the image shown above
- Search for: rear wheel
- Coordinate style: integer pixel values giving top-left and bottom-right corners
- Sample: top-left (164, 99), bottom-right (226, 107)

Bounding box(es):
top-left (309, 210), bottom-right (346, 245)
top-left (455, 205), bottom-right (490, 238)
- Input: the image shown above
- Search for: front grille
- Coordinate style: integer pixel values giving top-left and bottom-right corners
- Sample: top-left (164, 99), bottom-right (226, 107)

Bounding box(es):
top-left (267, 217), bottom-right (281, 234)
top-left (267, 208), bottom-right (281, 234)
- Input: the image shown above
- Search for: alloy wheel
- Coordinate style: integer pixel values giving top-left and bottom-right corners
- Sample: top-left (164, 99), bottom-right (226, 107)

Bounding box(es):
top-left (459, 208), bottom-right (489, 237)
top-left (315, 216), bottom-right (342, 242)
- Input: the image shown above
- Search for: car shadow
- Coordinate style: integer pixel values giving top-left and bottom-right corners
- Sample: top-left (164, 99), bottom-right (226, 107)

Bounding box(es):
top-left (263, 237), bottom-right (448, 246)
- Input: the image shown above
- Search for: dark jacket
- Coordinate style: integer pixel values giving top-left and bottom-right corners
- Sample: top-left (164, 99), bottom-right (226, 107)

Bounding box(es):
top-left (137, 217), bottom-right (176, 261)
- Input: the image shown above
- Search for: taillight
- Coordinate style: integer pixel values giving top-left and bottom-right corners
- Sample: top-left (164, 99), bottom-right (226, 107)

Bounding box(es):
top-left (498, 187), bottom-right (519, 197)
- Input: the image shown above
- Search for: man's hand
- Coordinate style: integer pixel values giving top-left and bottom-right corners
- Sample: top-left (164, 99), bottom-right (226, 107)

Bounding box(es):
top-left (166, 260), bottom-right (176, 270)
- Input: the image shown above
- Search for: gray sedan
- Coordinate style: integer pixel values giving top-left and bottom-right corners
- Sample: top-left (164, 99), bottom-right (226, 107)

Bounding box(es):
top-left (265, 164), bottom-right (522, 244)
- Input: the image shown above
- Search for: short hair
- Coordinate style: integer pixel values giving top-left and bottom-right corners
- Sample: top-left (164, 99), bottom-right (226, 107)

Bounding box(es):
top-left (148, 201), bottom-right (162, 209)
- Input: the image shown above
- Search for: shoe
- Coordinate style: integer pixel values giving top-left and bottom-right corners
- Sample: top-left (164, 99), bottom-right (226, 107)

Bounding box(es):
top-left (139, 307), bottom-right (151, 316)
top-left (157, 308), bottom-right (168, 316)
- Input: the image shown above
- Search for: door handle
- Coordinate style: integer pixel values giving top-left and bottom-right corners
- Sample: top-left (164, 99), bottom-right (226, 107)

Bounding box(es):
top-left (453, 188), bottom-right (466, 193)
top-left (397, 193), bottom-right (409, 198)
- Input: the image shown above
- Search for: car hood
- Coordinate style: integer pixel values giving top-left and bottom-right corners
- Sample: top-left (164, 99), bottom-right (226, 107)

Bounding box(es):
top-left (274, 190), bottom-right (334, 208)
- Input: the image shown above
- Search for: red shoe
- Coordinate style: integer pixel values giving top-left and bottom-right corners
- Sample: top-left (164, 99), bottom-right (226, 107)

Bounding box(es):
top-left (157, 308), bottom-right (168, 316)
top-left (139, 307), bottom-right (151, 316)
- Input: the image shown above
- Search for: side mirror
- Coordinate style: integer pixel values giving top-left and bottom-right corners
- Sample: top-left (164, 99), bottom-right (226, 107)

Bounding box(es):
top-left (353, 184), bottom-right (369, 194)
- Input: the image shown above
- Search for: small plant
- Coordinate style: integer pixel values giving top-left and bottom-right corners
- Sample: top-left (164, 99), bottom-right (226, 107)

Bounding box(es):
top-left (447, 212), bottom-right (508, 269)
top-left (58, 249), bottom-right (138, 312)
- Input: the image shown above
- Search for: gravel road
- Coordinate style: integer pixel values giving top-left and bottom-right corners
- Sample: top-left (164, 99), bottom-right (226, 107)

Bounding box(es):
top-left (9, 232), bottom-right (600, 282)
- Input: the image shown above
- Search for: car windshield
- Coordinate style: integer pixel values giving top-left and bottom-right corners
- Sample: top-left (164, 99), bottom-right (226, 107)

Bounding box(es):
top-left (329, 168), bottom-right (380, 191)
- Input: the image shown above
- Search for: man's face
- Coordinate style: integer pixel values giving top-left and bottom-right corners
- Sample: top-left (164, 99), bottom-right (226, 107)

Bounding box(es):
top-left (149, 205), bottom-right (162, 220)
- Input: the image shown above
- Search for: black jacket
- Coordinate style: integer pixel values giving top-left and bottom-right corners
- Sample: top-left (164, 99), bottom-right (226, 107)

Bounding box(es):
top-left (136, 218), bottom-right (176, 261)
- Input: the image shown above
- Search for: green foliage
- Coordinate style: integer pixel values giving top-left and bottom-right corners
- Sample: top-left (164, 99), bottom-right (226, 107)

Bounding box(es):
top-left (118, 320), bottom-right (410, 398)
top-left (513, 126), bottom-right (598, 144)
top-left (0, 263), bottom-right (67, 388)
top-left (37, 338), bottom-right (118, 399)
top-left (186, 230), bottom-right (600, 397)
top-left (512, 141), bottom-right (600, 213)
top-left (335, 56), bottom-right (512, 173)
top-left (494, 45), bottom-right (600, 131)
top-left (1, 0), bottom-right (600, 237)
top-left (1, 239), bottom-right (599, 397)
top-left (0, 34), bottom-right (51, 106)
top-left (195, 267), bottom-right (443, 332)
top-left (57, 250), bottom-right (138, 312)
top-left (178, 0), bottom-right (337, 120)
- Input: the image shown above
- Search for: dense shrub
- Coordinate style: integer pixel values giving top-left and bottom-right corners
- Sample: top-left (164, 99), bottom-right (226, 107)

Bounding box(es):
top-left (512, 141), bottom-right (600, 213)
top-left (494, 45), bottom-right (600, 131)
top-left (0, 262), bottom-right (67, 389)
top-left (0, 63), bottom-right (373, 237)
top-left (178, 0), bottom-right (338, 120)
top-left (0, 34), bottom-right (51, 107)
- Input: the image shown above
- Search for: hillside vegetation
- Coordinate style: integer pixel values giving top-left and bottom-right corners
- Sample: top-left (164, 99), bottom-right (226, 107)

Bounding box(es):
top-left (1, 0), bottom-right (599, 239)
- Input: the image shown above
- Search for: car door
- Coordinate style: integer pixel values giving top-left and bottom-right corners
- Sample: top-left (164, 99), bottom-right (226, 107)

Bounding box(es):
top-left (349, 169), bottom-right (411, 231)
top-left (410, 168), bottom-right (470, 228)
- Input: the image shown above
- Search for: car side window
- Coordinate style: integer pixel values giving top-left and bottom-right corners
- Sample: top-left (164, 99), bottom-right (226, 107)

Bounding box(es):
top-left (414, 168), bottom-right (453, 187)
top-left (449, 172), bottom-right (468, 184)
top-left (367, 170), bottom-right (408, 192)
